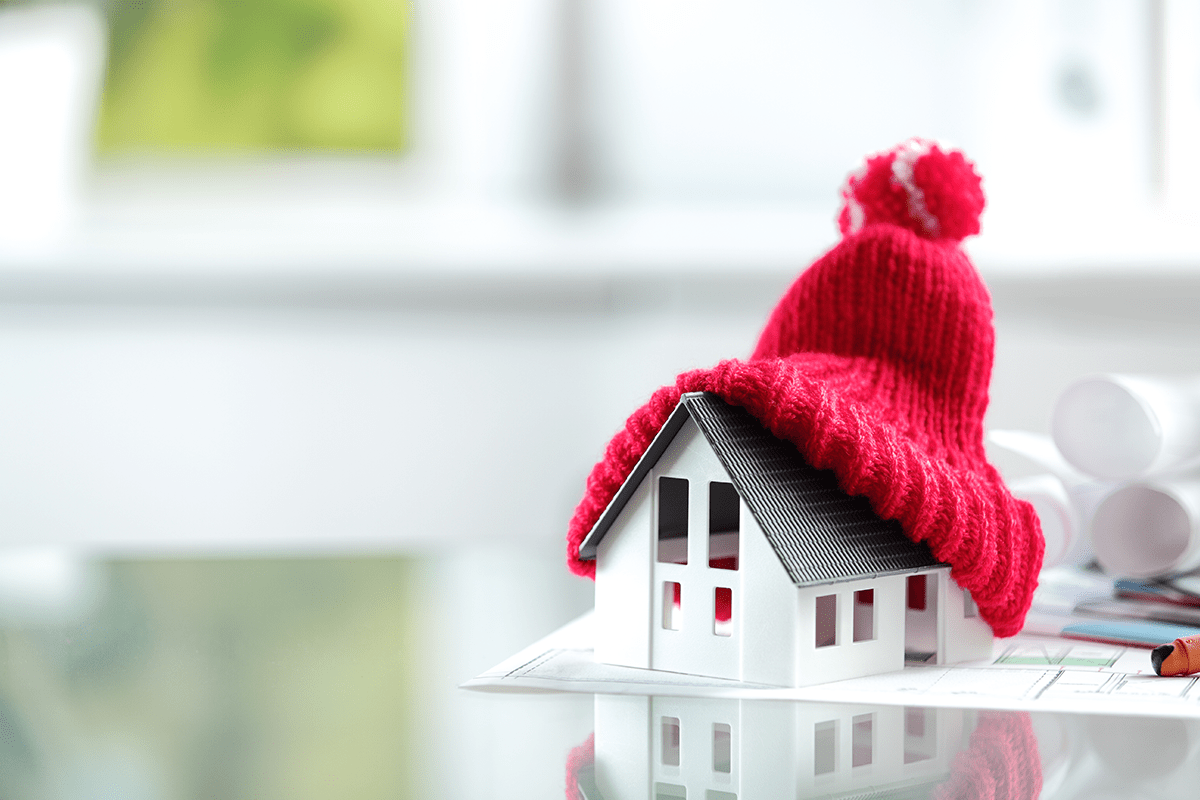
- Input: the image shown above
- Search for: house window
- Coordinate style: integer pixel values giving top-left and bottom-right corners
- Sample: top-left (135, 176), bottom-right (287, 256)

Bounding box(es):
top-left (815, 594), bottom-right (837, 648)
top-left (714, 588), bottom-right (733, 637)
top-left (708, 481), bottom-right (739, 570)
top-left (706, 792), bottom-right (736, 800)
top-left (904, 707), bottom-right (937, 764)
top-left (662, 717), bottom-right (681, 766)
top-left (907, 575), bottom-right (927, 610)
top-left (663, 582), bottom-right (682, 630)
top-left (658, 477), bottom-right (689, 564)
top-left (963, 590), bottom-right (978, 618)
top-left (655, 784), bottom-right (686, 800)
top-left (852, 713), bottom-right (874, 767)
top-left (853, 589), bottom-right (875, 642)
top-left (814, 720), bottom-right (837, 775)
top-left (713, 723), bottom-right (732, 773)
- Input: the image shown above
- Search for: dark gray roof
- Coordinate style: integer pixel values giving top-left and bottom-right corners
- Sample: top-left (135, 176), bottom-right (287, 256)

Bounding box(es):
top-left (578, 392), bottom-right (947, 586)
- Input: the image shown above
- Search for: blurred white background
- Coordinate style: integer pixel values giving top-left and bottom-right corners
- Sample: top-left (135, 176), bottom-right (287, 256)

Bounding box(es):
top-left (0, 0), bottom-right (1199, 556)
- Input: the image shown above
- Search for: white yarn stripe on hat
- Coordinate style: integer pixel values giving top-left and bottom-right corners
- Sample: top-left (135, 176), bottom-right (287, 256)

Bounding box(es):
top-left (841, 164), bottom-right (868, 234)
top-left (890, 139), bottom-right (940, 238)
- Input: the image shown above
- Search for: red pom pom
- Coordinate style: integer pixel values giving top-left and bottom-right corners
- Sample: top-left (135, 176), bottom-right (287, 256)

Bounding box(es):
top-left (837, 139), bottom-right (985, 243)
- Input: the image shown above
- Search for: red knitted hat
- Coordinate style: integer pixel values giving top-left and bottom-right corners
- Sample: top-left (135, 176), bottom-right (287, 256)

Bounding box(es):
top-left (566, 139), bottom-right (1043, 638)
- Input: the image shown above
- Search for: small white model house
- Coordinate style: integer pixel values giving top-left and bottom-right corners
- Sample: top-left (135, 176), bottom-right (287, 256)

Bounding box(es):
top-left (580, 694), bottom-right (976, 800)
top-left (576, 392), bottom-right (993, 688)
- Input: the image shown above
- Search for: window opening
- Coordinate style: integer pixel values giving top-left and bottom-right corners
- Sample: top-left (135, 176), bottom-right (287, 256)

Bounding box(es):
top-left (852, 713), bottom-right (874, 767)
top-left (658, 477), bottom-right (689, 564)
top-left (713, 723), bottom-right (732, 774)
top-left (815, 594), bottom-right (837, 648)
top-left (907, 575), bottom-right (927, 610)
top-left (662, 717), bottom-right (681, 766)
top-left (853, 589), bottom-right (875, 642)
top-left (655, 783), bottom-right (686, 800)
top-left (706, 792), bottom-right (737, 800)
top-left (708, 482), bottom-right (739, 570)
top-left (814, 720), bottom-right (837, 775)
top-left (663, 582), bottom-right (682, 631)
top-left (714, 588), bottom-right (733, 637)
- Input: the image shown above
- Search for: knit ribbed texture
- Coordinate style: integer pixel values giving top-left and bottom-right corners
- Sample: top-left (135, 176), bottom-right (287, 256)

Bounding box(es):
top-left (566, 143), bottom-right (1044, 639)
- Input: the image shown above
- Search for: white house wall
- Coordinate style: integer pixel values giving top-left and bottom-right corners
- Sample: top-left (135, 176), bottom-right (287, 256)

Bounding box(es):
top-left (794, 575), bottom-right (907, 687)
top-left (648, 418), bottom-right (742, 680)
top-left (595, 475), bottom-right (653, 669)
top-left (941, 578), bottom-right (996, 664)
top-left (907, 569), bottom-right (993, 666)
top-left (738, 512), bottom-right (799, 686)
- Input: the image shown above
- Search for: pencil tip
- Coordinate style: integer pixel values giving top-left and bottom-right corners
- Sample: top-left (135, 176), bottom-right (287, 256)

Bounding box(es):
top-left (1152, 644), bottom-right (1174, 676)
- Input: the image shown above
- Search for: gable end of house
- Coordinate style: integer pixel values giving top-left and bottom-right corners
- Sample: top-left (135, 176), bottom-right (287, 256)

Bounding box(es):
top-left (579, 392), bottom-right (947, 585)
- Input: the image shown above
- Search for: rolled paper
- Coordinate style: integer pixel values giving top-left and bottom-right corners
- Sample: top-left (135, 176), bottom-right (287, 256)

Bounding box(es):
top-left (985, 430), bottom-right (1107, 569)
top-left (1052, 374), bottom-right (1200, 481)
top-left (1151, 633), bottom-right (1200, 676)
top-left (1009, 474), bottom-right (1091, 569)
top-left (1091, 478), bottom-right (1200, 578)
top-left (987, 429), bottom-right (1088, 484)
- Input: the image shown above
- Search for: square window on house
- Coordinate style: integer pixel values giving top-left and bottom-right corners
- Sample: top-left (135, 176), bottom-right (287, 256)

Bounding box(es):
top-left (663, 582), bottom-right (682, 631)
top-left (907, 575), bottom-right (927, 610)
top-left (658, 477), bottom-right (689, 564)
top-left (708, 482), bottom-right (739, 570)
top-left (655, 783), bottom-right (686, 800)
top-left (662, 717), bottom-right (681, 766)
top-left (853, 589), bottom-right (875, 642)
top-left (714, 587), bottom-right (733, 637)
top-left (814, 720), bottom-right (837, 775)
top-left (852, 713), bottom-right (874, 767)
top-left (815, 594), bottom-right (837, 648)
top-left (706, 792), bottom-right (737, 800)
top-left (713, 723), bottom-right (732, 773)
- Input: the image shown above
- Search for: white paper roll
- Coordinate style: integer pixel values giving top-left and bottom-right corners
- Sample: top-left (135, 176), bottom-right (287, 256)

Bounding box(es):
top-left (1091, 478), bottom-right (1200, 578)
top-left (1009, 474), bottom-right (1074, 568)
top-left (1008, 474), bottom-right (1097, 569)
top-left (1052, 374), bottom-right (1200, 481)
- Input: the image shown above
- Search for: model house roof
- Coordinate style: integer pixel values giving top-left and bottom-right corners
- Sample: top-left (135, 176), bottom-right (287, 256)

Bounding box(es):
top-left (578, 392), bottom-right (947, 586)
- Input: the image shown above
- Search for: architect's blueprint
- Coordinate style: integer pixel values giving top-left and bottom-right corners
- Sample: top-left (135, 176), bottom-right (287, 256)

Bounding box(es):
top-left (463, 611), bottom-right (1200, 718)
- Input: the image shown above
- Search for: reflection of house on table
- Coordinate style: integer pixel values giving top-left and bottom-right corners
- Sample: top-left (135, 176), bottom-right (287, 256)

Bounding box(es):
top-left (576, 393), bottom-right (993, 688)
top-left (580, 695), bottom-right (975, 800)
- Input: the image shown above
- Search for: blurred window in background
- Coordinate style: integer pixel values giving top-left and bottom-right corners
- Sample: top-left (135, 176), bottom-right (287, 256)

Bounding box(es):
top-left (97, 0), bottom-right (410, 151)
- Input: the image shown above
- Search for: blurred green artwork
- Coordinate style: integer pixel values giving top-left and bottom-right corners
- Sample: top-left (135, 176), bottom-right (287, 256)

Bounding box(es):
top-left (0, 558), bottom-right (426, 800)
top-left (97, 0), bottom-right (410, 151)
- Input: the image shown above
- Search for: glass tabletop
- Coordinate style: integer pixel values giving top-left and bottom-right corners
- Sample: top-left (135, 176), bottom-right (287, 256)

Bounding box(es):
top-left (0, 543), bottom-right (1194, 799)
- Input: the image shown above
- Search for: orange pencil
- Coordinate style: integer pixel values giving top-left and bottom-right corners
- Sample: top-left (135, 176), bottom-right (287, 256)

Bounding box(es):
top-left (1151, 634), bottom-right (1200, 676)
